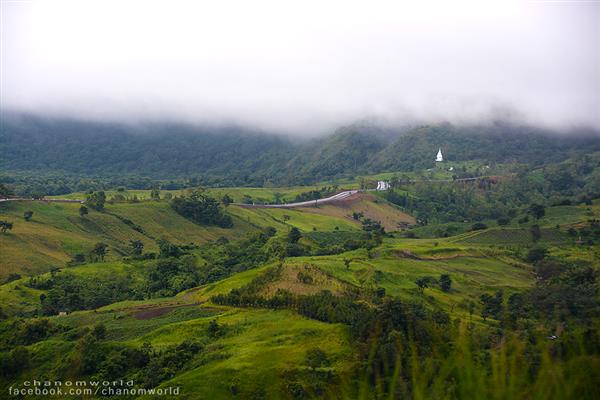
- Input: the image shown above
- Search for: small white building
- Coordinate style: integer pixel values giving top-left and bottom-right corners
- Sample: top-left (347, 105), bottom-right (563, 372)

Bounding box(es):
top-left (435, 148), bottom-right (444, 162)
top-left (376, 181), bottom-right (390, 191)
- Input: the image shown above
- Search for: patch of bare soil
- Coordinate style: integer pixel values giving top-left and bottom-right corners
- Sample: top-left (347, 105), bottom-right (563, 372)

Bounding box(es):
top-left (299, 192), bottom-right (416, 232)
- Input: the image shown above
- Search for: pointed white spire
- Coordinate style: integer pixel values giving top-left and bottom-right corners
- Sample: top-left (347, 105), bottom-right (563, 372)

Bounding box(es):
top-left (435, 148), bottom-right (443, 162)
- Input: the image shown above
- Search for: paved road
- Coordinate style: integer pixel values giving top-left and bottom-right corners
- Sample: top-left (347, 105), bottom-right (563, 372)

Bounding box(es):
top-left (239, 190), bottom-right (359, 208)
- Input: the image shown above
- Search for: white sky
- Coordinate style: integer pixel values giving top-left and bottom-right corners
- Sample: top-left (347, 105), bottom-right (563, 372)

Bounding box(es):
top-left (1, 0), bottom-right (599, 134)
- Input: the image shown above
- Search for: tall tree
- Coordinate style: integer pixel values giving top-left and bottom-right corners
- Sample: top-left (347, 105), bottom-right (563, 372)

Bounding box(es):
top-left (91, 242), bottom-right (109, 261)
top-left (288, 227), bottom-right (302, 244)
top-left (129, 240), bottom-right (144, 256)
top-left (439, 274), bottom-right (452, 292)
top-left (528, 204), bottom-right (546, 220)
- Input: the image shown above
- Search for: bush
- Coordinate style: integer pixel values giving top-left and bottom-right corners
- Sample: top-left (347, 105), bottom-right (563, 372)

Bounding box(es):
top-left (305, 348), bottom-right (330, 369)
top-left (527, 247), bottom-right (548, 263)
top-left (439, 274), bottom-right (452, 292)
top-left (497, 217), bottom-right (510, 226)
top-left (471, 222), bottom-right (488, 231)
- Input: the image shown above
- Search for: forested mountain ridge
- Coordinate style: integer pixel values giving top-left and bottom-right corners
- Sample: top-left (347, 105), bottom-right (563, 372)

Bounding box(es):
top-left (2, 113), bottom-right (599, 188)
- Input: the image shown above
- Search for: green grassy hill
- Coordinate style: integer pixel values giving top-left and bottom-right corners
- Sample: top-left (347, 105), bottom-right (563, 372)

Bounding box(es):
top-left (0, 189), bottom-right (417, 280)
top-left (0, 201), bottom-right (258, 279)
top-left (1, 185), bottom-right (598, 399)
top-left (0, 234), bottom-right (535, 398)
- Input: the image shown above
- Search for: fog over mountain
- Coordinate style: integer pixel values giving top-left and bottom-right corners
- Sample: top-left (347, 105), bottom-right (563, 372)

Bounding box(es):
top-left (1, 0), bottom-right (599, 134)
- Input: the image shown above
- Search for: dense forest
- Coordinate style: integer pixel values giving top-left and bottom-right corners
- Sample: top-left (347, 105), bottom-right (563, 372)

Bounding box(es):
top-left (2, 113), bottom-right (599, 195)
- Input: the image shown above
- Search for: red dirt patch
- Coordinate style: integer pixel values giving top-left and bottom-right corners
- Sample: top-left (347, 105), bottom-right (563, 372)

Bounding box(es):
top-left (132, 303), bottom-right (196, 320)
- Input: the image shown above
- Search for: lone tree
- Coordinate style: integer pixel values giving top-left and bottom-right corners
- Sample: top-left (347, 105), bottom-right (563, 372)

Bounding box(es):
top-left (23, 211), bottom-right (33, 221)
top-left (0, 221), bottom-right (13, 233)
top-left (529, 203), bottom-right (546, 220)
top-left (91, 242), bottom-right (108, 261)
top-left (439, 274), bottom-right (452, 292)
top-left (221, 194), bottom-right (233, 207)
top-left (530, 224), bottom-right (542, 242)
top-left (79, 205), bottom-right (89, 217)
top-left (480, 290), bottom-right (504, 321)
top-left (150, 189), bottom-right (161, 201)
top-left (86, 191), bottom-right (106, 211)
top-left (129, 240), bottom-right (144, 256)
top-left (415, 276), bottom-right (435, 293)
top-left (343, 259), bottom-right (351, 270)
top-left (288, 227), bottom-right (302, 244)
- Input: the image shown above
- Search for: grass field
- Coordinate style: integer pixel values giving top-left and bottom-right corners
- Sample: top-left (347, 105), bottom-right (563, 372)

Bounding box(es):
top-left (2, 191), bottom-right (407, 279)
top-left (0, 201), bottom-right (258, 279)
top-left (49, 185), bottom-right (336, 204)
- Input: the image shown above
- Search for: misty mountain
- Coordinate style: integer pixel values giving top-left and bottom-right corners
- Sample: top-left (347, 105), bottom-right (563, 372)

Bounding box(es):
top-left (2, 113), bottom-right (600, 187)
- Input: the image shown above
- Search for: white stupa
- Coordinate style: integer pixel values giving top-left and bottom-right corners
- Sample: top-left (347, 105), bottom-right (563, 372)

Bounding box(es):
top-left (435, 148), bottom-right (443, 162)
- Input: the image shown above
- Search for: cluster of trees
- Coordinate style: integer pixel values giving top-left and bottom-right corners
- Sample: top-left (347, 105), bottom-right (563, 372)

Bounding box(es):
top-left (477, 257), bottom-right (599, 326)
top-left (170, 190), bottom-right (233, 228)
top-left (291, 186), bottom-right (338, 203)
top-left (196, 230), bottom-right (279, 283)
top-left (25, 272), bottom-right (141, 315)
top-left (69, 330), bottom-right (206, 388)
top-left (146, 256), bottom-right (201, 297)
top-left (0, 171), bottom-right (189, 198)
top-left (415, 274), bottom-right (452, 293)
top-left (85, 191), bottom-right (106, 211)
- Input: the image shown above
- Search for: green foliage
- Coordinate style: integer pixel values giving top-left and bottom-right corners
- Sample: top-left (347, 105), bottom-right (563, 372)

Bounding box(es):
top-left (288, 227), bottom-right (302, 244)
top-left (471, 222), bottom-right (488, 231)
top-left (129, 239), bottom-right (144, 256)
top-left (0, 220), bottom-right (13, 233)
top-left (150, 188), bottom-right (160, 201)
top-left (171, 190), bottom-right (233, 228)
top-left (91, 242), bottom-right (109, 261)
top-left (28, 272), bottom-right (140, 315)
top-left (415, 276), bottom-right (436, 292)
top-left (86, 191), bottom-right (106, 211)
top-left (361, 218), bottom-right (384, 234)
top-left (527, 247), bottom-right (548, 262)
top-left (480, 290), bottom-right (504, 321)
top-left (23, 210), bottom-right (33, 221)
top-left (530, 224), bottom-right (542, 242)
top-left (221, 194), bottom-right (233, 206)
top-left (0, 346), bottom-right (29, 377)
top-left (529, 203), bottom-right (546, 219)
top-left (146, 257), bottom-right (200, 297)
top-left (439, 274), bottom-right (452, 292)
top-left (305, 348), bottom-right (330, 369)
